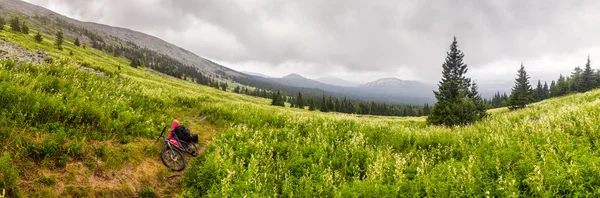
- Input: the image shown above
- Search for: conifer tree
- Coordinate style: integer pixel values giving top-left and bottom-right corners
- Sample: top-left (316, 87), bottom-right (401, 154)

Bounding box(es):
top-left (542, 82), bottom-right (549, 99)
top-left (21, 22), bottom-right (29, 34)
top-left (535, 80), bottom-right (543, 101)
top-left (582, 56), bottom-right (595, 92)
top-left (549, 81), bottom-right (556, 97)
top-left (221, 82), bottom-right (228, 91)
top-left (74, 37), bottom-right (81, 46)
top-left (55, 30), bottom-right (64, 50)
top-left (320, 95), bottom-right (328, 112)
top-left (296, 92), bottom-right (304, 109)
top-left (427, 37), bottom-right (486, 126)
top-left (422, 104), bottom-right (430, 116)
top-left (271, 91), bottom-right (285, 107)
top-left (0, 17), bottom-right (5, 30)
top-left (34, 31), bottom-right (43, 43)
top-left (309, 98), bottom-right (316, 111)
top-left (9, 17), bottom-right (20, 32)
top-left (570, 67), bottom-right (583, 93)
top-left (556, 75), bottom-right (567, 96)
top-left (509, 64), bottom-right (534, 109)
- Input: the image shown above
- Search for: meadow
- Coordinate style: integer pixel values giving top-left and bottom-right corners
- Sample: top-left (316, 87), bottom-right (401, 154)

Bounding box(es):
top-left (1, 25), bottom-right (600, 197)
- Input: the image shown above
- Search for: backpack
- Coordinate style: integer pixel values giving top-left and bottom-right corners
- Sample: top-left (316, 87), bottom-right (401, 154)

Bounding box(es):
top-left (173, 125), bottom-right (198, 143)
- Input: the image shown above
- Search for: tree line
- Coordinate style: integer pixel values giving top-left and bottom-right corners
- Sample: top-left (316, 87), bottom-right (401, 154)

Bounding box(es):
top-left (428, 37), bottom-right (600, 127)
top-left (269, 90), bottom-right (431, 117)
top-left (508, 56), bottom-right (598, 109)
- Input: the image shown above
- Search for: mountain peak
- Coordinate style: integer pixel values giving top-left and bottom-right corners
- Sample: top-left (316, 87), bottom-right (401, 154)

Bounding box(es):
top-left (362, 77), bottom-right (410, 87)
top-left (282, 73), bottom-right (306, 79)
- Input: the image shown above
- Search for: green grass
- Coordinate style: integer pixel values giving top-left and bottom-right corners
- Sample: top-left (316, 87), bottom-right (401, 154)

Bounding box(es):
top-left (2, 26), bottom-right (600, 197)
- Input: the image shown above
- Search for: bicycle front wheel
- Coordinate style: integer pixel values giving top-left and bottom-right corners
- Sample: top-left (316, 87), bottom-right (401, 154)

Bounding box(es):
top-left (161, 146), bottom-right (186, 171)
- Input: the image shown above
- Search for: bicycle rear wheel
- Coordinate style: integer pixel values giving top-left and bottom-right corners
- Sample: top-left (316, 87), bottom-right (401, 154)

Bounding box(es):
top-left (161, 146), bottom-right (185, 171)
top-left (187, 143), bottom-right (199, 157)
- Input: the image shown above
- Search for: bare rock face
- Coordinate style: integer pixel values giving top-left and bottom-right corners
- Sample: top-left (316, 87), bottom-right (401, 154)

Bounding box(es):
top-left (0, 39), bottom-right (45, 64)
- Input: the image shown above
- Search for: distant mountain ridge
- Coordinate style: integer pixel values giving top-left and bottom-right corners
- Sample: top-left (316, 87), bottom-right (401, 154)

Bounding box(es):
top-left (361, 77), bottom-right (411, 87)
top-left (282, 73), bottom-right (307, 79)
top-left (268, 73), bottom-right (436, 104)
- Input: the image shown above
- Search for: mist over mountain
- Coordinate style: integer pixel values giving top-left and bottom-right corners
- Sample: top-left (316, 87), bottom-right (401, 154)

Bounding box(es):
top-left (316, 77), bottom-right (359, 87)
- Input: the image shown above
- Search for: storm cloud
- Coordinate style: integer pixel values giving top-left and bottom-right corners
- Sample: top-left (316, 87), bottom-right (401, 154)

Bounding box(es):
top-left (23, 0), bottom-right (600, 89)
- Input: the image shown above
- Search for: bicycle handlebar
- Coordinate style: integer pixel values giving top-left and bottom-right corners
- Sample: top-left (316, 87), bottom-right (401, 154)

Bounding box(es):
top-left (155, 126), bottom-right (168, 144)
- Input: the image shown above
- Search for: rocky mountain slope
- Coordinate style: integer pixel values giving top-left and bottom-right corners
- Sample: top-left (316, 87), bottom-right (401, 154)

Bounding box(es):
top-left (0, 0), bottom-right (242, 78)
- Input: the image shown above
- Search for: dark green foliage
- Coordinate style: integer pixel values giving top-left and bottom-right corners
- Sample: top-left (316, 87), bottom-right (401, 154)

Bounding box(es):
top-left (486, 91), bottom-right (510, 108)
top-left (9, 17), bottom-right (20, 32)
top-left (308, 98), bottom-right (316, 111)
top-left (271, 91), bottom-right (285, 107)
top-left (320, 95), bottom-right (328, 112)
top-left (296, 92), bottom-right (304, 109)
top-left (533, 80), bottom-right (550, 101)
top-left (0, 152), bottom-right (20, 197)
top-left (555, 75), bottom-right (567, 96)
top-left (509, 64), bottom-right (534, 110)
top-left (21, 21), bottom-right (29, 34)
top-left (220, 82), bottom-right (228, 91)
top-left (427, 37), bottom-right (486, 126)
top-left (34, 31), bottom-right (43, 43)
top-left (582, 56), bottom-right (595, 92)
top-left (74, 37), bottom-right (80, 46)
top-left (0, 17), bottom-right (5, 30)
top-left (129, 59), bottom-right (140, 68)
top-left (542, 82), bottom-right (549, 99)
top-left (422, 103), bottom-right (430, 115)
top-left (55, 30), bottom-right (64, 50)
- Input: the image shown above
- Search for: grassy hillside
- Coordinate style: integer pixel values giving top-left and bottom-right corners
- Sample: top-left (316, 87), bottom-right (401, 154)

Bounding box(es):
top-left (181, 88), bottom-right (600, 197)
top-left (2, 24), bottom-right (600, 197)
top-left (0, 25), bottom-right (227, 197)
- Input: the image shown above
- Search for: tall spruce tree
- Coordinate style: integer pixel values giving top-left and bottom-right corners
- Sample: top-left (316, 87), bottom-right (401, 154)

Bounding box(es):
top-left (535, 80), bottom-right (543, 101)
top-left (309, 98), bottom-right (316, 111)
top-left (556, 75), bottom-right (567, 96)
top-left (509, 64), bottom-right (534, 109)
top-left (296, 92), bottom-right (304, 109)
top-left (427, 37), bottom-right (486, 126)
top-left (549, 81), bottom-right (556, 97)
top-left (582, 56), bottom-right (595, 92)
top-left (320, 95), bottom-right (328, 112)
top-left (55, 30), bottom-right (64, 50)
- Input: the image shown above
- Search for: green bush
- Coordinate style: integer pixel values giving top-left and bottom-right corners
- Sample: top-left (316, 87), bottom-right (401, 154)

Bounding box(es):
top-left (0, 152), bottom-right (20, 196)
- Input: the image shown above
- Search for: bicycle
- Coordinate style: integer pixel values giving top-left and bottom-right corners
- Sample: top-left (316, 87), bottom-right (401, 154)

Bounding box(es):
top-left (156, 126), bottom-right (199, 171)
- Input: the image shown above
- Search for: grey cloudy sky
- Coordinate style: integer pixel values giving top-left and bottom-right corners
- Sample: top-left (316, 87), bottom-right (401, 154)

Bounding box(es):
top-left (23, 0), bottom-right (600, 88)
